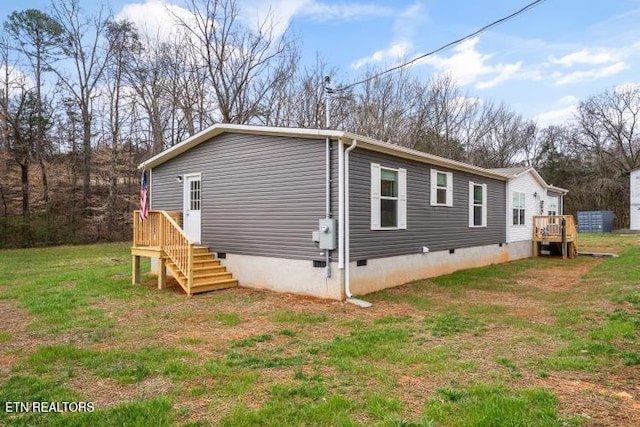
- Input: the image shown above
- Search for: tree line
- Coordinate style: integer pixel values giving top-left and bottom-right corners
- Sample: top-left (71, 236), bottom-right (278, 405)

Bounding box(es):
top-left (1, 0), bottom-right (638, 248)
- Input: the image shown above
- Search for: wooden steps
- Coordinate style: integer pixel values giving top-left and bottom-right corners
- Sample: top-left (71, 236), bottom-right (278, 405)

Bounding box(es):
top-left (165, 246), bottom-right (238, 295)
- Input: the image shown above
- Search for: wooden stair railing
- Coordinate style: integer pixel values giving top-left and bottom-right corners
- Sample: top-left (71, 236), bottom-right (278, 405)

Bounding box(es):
top-left (133, 210), bottom-right (194, 295)
top-left (133, 210), bottom-right (237, 295)
top-left (158, 211), bottom-right (195, 295)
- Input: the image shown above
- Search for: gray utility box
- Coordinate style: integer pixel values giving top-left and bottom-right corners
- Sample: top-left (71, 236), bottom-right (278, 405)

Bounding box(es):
top-left (577, 210), bottom-right (614, 233)
top-left (318, 218), bottom-right (337, 250)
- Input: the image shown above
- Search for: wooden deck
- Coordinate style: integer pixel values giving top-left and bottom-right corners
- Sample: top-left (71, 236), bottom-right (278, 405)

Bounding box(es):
top-left (131, 210), bottom-right (237, 295)
top-left (532, 215), bottom-right (578, 259)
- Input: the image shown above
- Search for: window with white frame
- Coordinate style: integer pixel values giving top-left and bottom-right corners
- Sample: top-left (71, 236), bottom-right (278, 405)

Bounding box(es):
top-left (548, 197), bottom-right (558, 215)
top-left (513, 191), bottom-right (526, 225)
top-left (371, 163), bottom-right (407, 230)
top-left (430, 169), bottom-right (453, 207)
top-left (469, 182), bottom-right (487, 227)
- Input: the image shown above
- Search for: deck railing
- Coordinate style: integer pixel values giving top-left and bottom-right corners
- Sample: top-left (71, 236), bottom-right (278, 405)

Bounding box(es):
top-left (133, 210), bottom-right (194, 293)
top-left (533, 215), bottom-right (577, 241)
top-left (532, 215), bottom-right (578, 259)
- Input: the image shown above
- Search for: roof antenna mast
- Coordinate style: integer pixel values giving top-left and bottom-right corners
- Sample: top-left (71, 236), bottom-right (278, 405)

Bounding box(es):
top-left (324, 76), bottom-right (333, 129)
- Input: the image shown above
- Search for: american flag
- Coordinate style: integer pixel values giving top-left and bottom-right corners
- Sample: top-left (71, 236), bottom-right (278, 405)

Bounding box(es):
top-left (140, 170), bottom-right (149, 221)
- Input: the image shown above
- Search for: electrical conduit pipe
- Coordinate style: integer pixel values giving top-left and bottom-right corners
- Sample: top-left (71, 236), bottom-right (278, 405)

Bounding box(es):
top-left (344, 139), bottom-right (371, 308)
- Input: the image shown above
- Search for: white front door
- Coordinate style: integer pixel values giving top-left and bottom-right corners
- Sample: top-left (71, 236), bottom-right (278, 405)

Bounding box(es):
top-left (183, 174), bottom-right (202, 243)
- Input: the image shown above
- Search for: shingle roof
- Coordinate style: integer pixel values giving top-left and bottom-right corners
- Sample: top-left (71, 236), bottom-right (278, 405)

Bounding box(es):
top-left (487, 167), bottom-right (532, 178)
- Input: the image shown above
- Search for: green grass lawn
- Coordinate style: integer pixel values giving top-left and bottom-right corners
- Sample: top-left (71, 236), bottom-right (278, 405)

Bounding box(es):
top-left (0, 234), bottom-right (638, 426)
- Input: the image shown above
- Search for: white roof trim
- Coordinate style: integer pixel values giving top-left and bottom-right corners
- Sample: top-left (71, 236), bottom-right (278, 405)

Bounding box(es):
top-left (490, 166), bottom-right (568, 194)
top-left (140, 123), bottom-right (508, 181)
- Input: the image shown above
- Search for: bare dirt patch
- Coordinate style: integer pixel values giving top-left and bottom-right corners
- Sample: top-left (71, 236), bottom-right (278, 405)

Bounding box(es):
top-left (68, 375), bottom-right (174, 409)
top-left (0, 299), bottom-right (36, 377)
top-left (515, 258), bottom-right (603, 291)
top-left (535, 372), bottom-right (640, 427)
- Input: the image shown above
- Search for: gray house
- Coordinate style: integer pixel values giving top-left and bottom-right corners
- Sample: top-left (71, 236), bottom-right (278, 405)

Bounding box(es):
top-left (138, 124), bottom-right (516, 301)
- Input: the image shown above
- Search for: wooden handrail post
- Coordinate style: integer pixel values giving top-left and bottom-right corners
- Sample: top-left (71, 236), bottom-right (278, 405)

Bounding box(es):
top-left (561, 217), bottom-right (567, 259)
top-left (158, 212), bottom-right (165, 248)
top-left (133, 211), bottom-right (139, 246)
top-left (187, 243), bottom-right (194, 296)
top-left (132, 254), bottom-right (140, 285)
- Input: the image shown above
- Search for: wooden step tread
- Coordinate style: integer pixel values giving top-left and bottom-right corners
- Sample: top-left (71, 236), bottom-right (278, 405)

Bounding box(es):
top-left (194, 273), bottom-right (233, 285)
top-left (190, 279), bottom-right (238, 294)
top-left (162, 246), bottom-right (238, 295)
top-left (193, 265), bottom-right (227, 273)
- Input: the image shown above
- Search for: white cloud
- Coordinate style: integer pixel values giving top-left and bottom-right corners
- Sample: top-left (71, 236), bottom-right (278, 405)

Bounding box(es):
top-left (534, 105), bottom-right (577, 127)
top-left (418, 37), bottom-right (524, 89)
top-left (392, 2), bottom-right (425, 41)
top-left (476, 62), bottom-right (522, 89)
top-left (533, 95), bottom-right (580, 126)
top-left (117, 0), bottom-right (192, 40)
top-left (351, 41), bottom-right (411, 70)
top-left (554, 61), bottom-right (628, 86)
top-left (558, 95), bottom-right (579, 105)
top-left (549, 48), bottom-right (621, 67)
top-left (349, 2), bottom-right (424, 70)
top-left (238, 0), bottom-right (308, 38)
top-left (237, 0), bottom-right (393, 38)
top-left (419, 38), bottom-right (492, 85)
top-left (0, 65), bottom-right (33, 95)
top-left (300, 2), bottom-right (394, 21)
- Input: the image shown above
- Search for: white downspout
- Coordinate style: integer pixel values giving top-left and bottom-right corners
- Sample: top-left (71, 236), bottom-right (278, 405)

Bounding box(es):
top-left (344, 139), bottom-right (372, 308)
top-left (505, 180), bottom-right (511, 244)
top-left (338, 139), bottom-right (345, 269)
top-left (325, 135), bottom-right (331, 278)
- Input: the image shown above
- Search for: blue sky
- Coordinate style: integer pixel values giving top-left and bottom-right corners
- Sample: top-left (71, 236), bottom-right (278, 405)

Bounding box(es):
top-left (2, 0), bottom-right (640, 126)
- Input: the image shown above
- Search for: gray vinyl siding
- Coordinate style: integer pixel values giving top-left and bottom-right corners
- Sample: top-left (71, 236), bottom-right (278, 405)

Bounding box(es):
top-left (349, 148), bottom-right (506, 260)
top-left (151, 133), bottom-right (338, 260)
top-left (149, 169), bottom-right (182, 213)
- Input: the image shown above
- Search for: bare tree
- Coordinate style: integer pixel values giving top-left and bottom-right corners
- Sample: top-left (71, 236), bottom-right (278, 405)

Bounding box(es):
top-left (49, 0), bottom-right (111, 212)
top-left (125, 33), bottom-right (172, 154)
top-left (1, 89), bottom-right (39, 221)
top-left (260, 57), bottom-right (353, 129)
top-left (165, 30), bottom-right (210, 140)
top-left (465, 102), bottom-right (531, 168)
top-left (256, 47), bottom-right (300, 127)
top-left (174, 0), bottom-right (298, 124)
top-left (0, 33), bottom-right (34, 226)
top-left (4, 9), bottom-right (64, 224)
top-left (408, 75), bottom-right (475, 160)
top-left (576, 86), bottom-right (640, 173)
top-left (345, 69), bottom-right (414, 144)
top-left (103, 19), bottom-right (138, 238)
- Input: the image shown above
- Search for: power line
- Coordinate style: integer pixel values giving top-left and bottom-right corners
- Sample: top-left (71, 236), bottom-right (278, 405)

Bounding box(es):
top-left (334, 0), bottom-right (547, 92)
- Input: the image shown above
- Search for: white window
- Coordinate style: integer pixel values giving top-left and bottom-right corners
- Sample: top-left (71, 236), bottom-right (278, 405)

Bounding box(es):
top-left (548, 197), bottom-right (558, 216)
top-left (513, 191), bottom-right (526, 225)
top-left (469, 182), bottom-right (487, 227)
top-left (190, 178), bottom-right (201, 211)
top-left (430, 169), bottom-right (453, 207)
top-left (371, 163), bottom-right (407, 230)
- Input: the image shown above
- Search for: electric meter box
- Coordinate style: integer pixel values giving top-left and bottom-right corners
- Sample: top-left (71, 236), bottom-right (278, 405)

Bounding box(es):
top-left (318, 218), bottom-right (337, 250)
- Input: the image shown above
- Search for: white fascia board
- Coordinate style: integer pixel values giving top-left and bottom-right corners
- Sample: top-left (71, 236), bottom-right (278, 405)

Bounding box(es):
top-left (514, 167), bottom-right (548, 188)
top-left (547, 185), bottom-right (569, 195)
